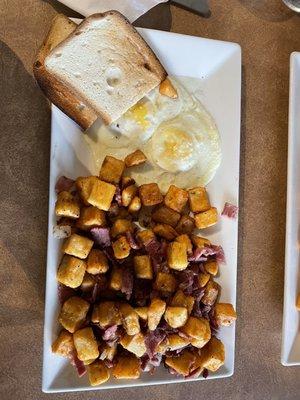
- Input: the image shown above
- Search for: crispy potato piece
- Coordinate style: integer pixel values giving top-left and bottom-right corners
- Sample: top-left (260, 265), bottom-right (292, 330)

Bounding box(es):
top-left (87, 179), bottom-right (116, 211)
top-left (99, 155), bottom-right (125, 185)
top-left (55, 191), bottom-right (80, 219)
top-left (148, 298), bottom-right (166, 331)
top-left (204, 260), bottom-right (218, 276)
top-left (121, 176), bottom-right (135, 189)
top-left (194, 207), bottom-right (218, 229)
top-left (113, 355), bottom-right (141, 379)
top-left (109, 266), bottom-right (123, 291)
top-left (128, 196), bottom-right (142, 213)
top-left (52, 330), bottom-right (74, 357)
top-left (202, 280), bottom-right (220, 306)
top-left (153, 224), bottom-right (178, 240)
top-left (191, 235), bottom-right (211, 248)
top-left (112, 235), bottom-right (131, 259)
top-left (175, 215), bottom-right (195, 235)
top-left (175, 234), bottom-right (192, 254)
top-left (199, 337), bottom-right (225, 372)
top-left (88, 360), bottom-right (110, 386)
top-left (76, 176), bottom-right (99, 205)
top-left (152, 205), bottom-right (181, 227)
top-left (135, 306), bottom-right (148, 321)
top-left (136, 229), bottom-right (155, 245)
top-left (122, 185), bottom-right (137, 207)
top-left (165, 350), bottom-right (196, 376)
top-left (120, 332), bottom-right (147, 357)
top-left (181, 316), bottom-right (211, 349)
top-left (154, 272), bottom-right (177, 294)
top-left (214, 303), bottom-right (237, 326)
top-left (99, 343), bottom-right (117, 361)
top-left (164, 185), bottom-right (188, 213)
top-left (297, 294), bottom-right (300, 310)
top-left (80, 273), bottom-right (96, 292)
top-left (198, 272), bottom-right (210, 288)
top-left (167, 334), bottom-right (190, 351)
top-left (167, 242), bottom-right (188, 271)
top-left (159, 77), bottom-right (178, 99)
top-left (58, 296), bottom-right (90, 333)
top-left (87, 249), bottom-right (109, 274)
top-left (125, 149), bottom-right (147, 167)
top-left (171, 290), bottom-right (195, 314)
top-left (63, 233), bottom-right (94, 259)
top-left (134, 255), bottom-right (153, 279)
top-left (111, 219), bottom-right (134, 238)
top-left (188, 187), bottom-right (211, 213)
top-left (139, 183), bottom-right (163, 206)
top-left (73, 327), bottom-right (99, 361)
top-left (164, 306), bottom-right (188, 328)
top-left (92, 301), bottom-right (121, 327)
top-left (119, 303), bottom-right (140, 335)
top-left (76, 206), bottom-right (106, 230)
top-left (57, 255), bottom-right (86, 288)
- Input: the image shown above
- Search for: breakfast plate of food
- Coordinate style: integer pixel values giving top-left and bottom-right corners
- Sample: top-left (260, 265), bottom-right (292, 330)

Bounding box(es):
top-left (35, 11), bottom-right (241, 392)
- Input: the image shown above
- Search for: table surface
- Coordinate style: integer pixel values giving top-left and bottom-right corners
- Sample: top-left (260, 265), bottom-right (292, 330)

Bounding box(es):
top-left (1, 0), bottom-right (300, 399)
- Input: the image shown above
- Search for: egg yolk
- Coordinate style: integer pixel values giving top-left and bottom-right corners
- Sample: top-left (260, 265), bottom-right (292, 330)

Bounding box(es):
top-left (126, 102), bottom-right (150, 129)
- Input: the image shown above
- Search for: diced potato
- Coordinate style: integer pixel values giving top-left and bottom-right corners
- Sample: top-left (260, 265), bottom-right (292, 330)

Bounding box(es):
top-left (152, 205), bottom-right (181, 227)
top-left (57, 255), bottom-right (86, 288)
top-left (154, 272), bottom-right (177, 294)
top-left (99, 155), bottom-right (125, 184)
top-left (148, 298), bottom-right (166, 331)
top-left (52, 330), bottom-right (74, 357)
top-left (214, 303), bottom-right (237, 326)
top-left (109, 266), bottom-right (123, 291)
top-left (84, 358), bottom-right (97, 366)
top-left (167, 242), bottom-right (188, 271)
top-left (159, 77), bottom-right (178, 99)
top-left (135, 306), bottom-right (148, 321)
top-left (204, 260), bottom-right (218, 276)
top-left (111, 219), bottom-right (133, 238)
top-left (199, 337), bottom-right (225, 372)
top-left (167, 334), bottom-right (190, 351)
top-left (171, 290), bottom-right (195, 314)
top-left (92, 301), bottom-right (121, 327)
top-left (88, 360), bottom-right (110, 386)
top-left (119, 303), bottom-right (140, 335)
top-left (175, 234), bottom-right (192, 254)
top-left (76, 176), bottom-right (99, 205)
top-left (86, 179), bottom-right (116, 212)
top-left (181, 316), bottom-right (211, 349)
top-left (198, 272), bottom-right (210, 288)
top-left (120, 332), bottom-right (147, 357)
top-left (87, 249), bottom-right (109, 274)
top-left (165, 350), bottom-right (196, 376)
top-left (191, 235), bottom-right (211, 248)
top-left (80, 273), bottom-right (96, 291)
top-left (164, 306), bottom-right (188, 328)
top-left (153, 224), bottom-right (178, 240)
top-left (139, 183), bottom-right (163, 206)
top-left (128, 196), bottom-right (142, 213)
top-left (134, 255), bottom-right (153, 279)
top-left (202, 280), bottom-right (220, 306)
top-left (156, 339), bottom-right (169, 354)
top-left (188, 187), bottom-right (211, 213)
top-left (122, 185), bottom-right (137, 207)
top-left (99, 343), bottom-right (117, 361)
top-left (188, 350), bottom-right (204, 378)
top-left (112, 235), bottom-right (131, 259)
top-left (121, 176), bottom-right (135, 189)
top-left (125, 149), bottom-right (147, 167)
top-left (164, 185), bottom-right (188, 213)
top-left (194, 207), bottom-right (218, 229)
top-left (175, 215), bottom-right (195, 235)
top-left (55, 191), bottom-right (80, 219)
top-left (58, 296), bottom-right (90, 333)
top-left (73, 327), bottom-right (99, 361)
top-left (136, 229), bottom-right (155, 245)
top-left (113, 355), bottom-right (141, 379)
top-left (297, 294), bottom-right (300, 310)
top-left (63, 233), bottom-right (94, 259)
top-left (76, 206), bottom-right (106, 230)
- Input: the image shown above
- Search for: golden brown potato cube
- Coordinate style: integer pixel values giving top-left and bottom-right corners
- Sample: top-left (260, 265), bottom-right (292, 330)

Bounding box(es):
top-left (135, 307), bottom-right (148, 321)
top-left (199, 337), bottom-right (225, 372)
top-left (76, 176), bottom-right (99, 205)
top-left (63, 233), bottom-right (94, 259)
top-left (55, 191), bottom-right (80, 219)
top-left (194, 207), bottom-right (218, 229)
top-left (100, 343), bottom-right (117, 361)
top-left (204, 260), bottom-right (218, 276)
top-left (76, 206), bottom-right (106, 230)
top-left (181, 316), bottom-right (211, 349)
top-left (165, 350), bottom-right (196, 376)
top-left (188, 187), bottom-right (211, 213)
top-left (175, 234), bottom-right (192, 254)
top-left (167, 242), bottom-right (188, 271)
top-left (125, 149), bottom-right (147, 167)
top-left (139, 183), bottom-right (163, 207)
top-left (148, 298), bottom-right (166, 331)
top-left (80, 273), bottom-right (96, 292)
top-left (128, 196), bottom-right (142, 213)
top-left (73, 327), bottom-right (99, 361)
top-left (121, 176), bottom-right (135, 188)
top-left (171, 290), bottom-right (195, 314)
top-left (111, 219), bottom-right (133, 238)
top-left (120, 332), bottom-right (147, 357)
top-left (198, 272), bottom-right (210, 288)
top-left (58, 296), bottom-right (90, 333)
top-left (109, 266), bottom-right (123, 291)
top-left (202, 280), bottom-right (220, 306)
top-left (119, 303), bottom-right (140, 335)
top-left (88, 360), bottom-right (110, 386)
top-left (52, 330), bottom-right (74, 357)
top-left (175, 215), bottom-right (195, 235)
top-left (297, 294), bottom-right (300, 310)
top-left (164, 185), bottom-right (188, 213)
top-left (136, 229), bottom-right (155, 245)
top-left (113, 355), bottom-right (141, 379)
top-left (167, 334), bottom-right (190, 351)
top-left (164, 306), bottom-right (188, 328)
top-left (87, 249), bottom-right (109, 274)
top-left (159, 77), bottom-right (178, 99)
top-left (156, 338), bottom-right (169, 354)
top-left (152, 205), bottom-right (181, 228)
top-left (154, 272), bottom-right (177, 294)
top-left (191, 234), bottom-right (211, 248)
top-left (112, 235), bottom-right (131, 259)
top-left (99, 155), bottom-right (125, 185)
top-left (92, 301), bottom-right (121, 327)
top-left (153, 224), bottom-right (178, 240)
top-left (87, 179), bottom-right (116, 211)
top-left (57, 255), bottom-right (86, 288)
top-left (122, 185), bottom-right (137, 207)
top-left (134, 255), bottom-right (153, 279)
top-left (214, 303), bottom-right (237, 326)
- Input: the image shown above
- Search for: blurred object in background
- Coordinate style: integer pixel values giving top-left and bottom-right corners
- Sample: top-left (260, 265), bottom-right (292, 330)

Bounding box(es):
top-left (282, 0), bottom-right (300, 12)
top-left (171, 0), bottom-right (211, 17)
top-left (239, 0), bottom-right (293, 21)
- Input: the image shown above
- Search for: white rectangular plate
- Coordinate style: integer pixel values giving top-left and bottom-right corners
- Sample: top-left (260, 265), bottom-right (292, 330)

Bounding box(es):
top-left (43, 27), bottom-right (241, 392)
top-left (282, 52), bottom-right (300, 366)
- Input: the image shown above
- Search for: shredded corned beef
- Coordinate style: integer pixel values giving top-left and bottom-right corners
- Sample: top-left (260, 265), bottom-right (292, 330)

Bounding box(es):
top-left (108, 202), bottom-right (120, 217)
top-left (222, 202), bottom-right (238, 219)
top-left (186, 366), bottom-right (203, 379)
top-left (114, 186), bottom-right (122, 206)
top-left (55, 176), bottom-right (75, 193)
top-left (70, 351), bottom-right (86, 377)
top-left (145, 329), bottom-right (166, 358)
top-left (102, 325), bottom-right (118, 341)
top-left (141, 353), bottom-right (162, 372)
top-left (125, 231), bottom-right (141, 250)
top-left (58, 284), bottom-right (76, 304)
top-left (104, 359), bottom-right (115, 369)
top-left (121, 268), bottom-right (133, 300)
top-left (90, 227), bottom-right (111, 247)
top-left (210, 245), bottom-right (226, 263)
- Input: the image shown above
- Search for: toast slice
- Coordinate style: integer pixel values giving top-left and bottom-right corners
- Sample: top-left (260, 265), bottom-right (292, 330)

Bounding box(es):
top-left (43, 11), bottom-right (167, 125)
top-left (34, 14), bottom-right (98, 130)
